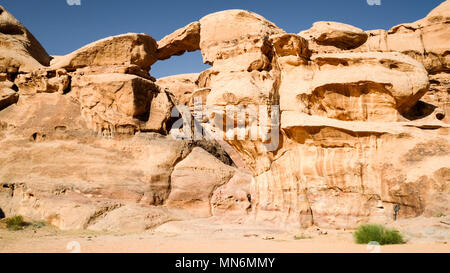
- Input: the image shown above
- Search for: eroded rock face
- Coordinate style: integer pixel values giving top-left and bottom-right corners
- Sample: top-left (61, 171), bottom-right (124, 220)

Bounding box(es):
top-left (0, 4), bottom-right (449, 232)
top-left (0, 86), bottom-right (18, 110)
top-left (199, 10), bottom-right (284, 71)
top-left (211, 171), bottom-right (253, 217)
top-left (0, 5), bottom-right (51, 73)
top-left (296, 1), bottom-right (450, 127)
top-left (198, 8), bottom-right (449, 229)
top-left (0, 7), bottom-right (237, 231)
top-left (167, 147), bottom-right (236, 217)
top-left (157, 22), bottom-right (200, 61)
top-left (299, 21), bottom-right (368, 50)
top-left (14, 68), bottom-right (70, 94)
top-left (51, 33), bottom-right (158, 72)
top-left (299, 1), bottom-right (450, 75)
top-left (359, 0), bottom-right (450, 74)
top-left (285, 52), bottom-right (429, 121)
top-left (70, 73), bottom-right (161, 135)
top-left (0, 132), bottom-right (188, 230)
top-left (155, 73), bottom-right (199, 105)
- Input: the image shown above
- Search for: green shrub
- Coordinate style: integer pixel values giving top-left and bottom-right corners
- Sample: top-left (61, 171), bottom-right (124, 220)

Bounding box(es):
top-left (353, 224), bottom-right (405, 245)
top-left (5, 215), bottom-right (28, 231)
top-left (31, 221), bottom-right (46, 229)
top-left (294, 234), bottom-right (312, 240)
top-left (435, 212), bottom-right (445, 218)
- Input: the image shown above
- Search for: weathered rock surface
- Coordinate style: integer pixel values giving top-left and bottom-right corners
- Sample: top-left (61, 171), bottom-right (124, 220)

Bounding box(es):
top-left (200, 7), bottom-right (449, 229)
top-left (299, 21), bottom-right (368, 50)
top-left (51, 33), bottom-right (158, 72)
top-left (70, 73), bottom-right (161, 135)
top-left (167, 147), bottom-right (236, 217)
top-left (287, 52), bottom-right (429, 121)
top-left (87, 205), bottom-right (171, 232)
top-left (14, 68), bottom-right (70, 94)
top-left (155, 73), bottom-right (199, 105)
top-left (299, 1), bottom-right (450, 75)
top-left (296, 1), bottom-right (450, 127)
top-left (157, 22), bottom-right (201, 61)
top-left (358, 0), bottom-right (450, 74)
top-left (211, 171), bottom-right (253, 217)
top-left (199, 10), bottom-right (284, 71)
top-left (423, 73), bottom-right (450, 123)
top-left (0, 80), bottom-right (18, 110)
top-left (0, 5), bottom-right (51, 73)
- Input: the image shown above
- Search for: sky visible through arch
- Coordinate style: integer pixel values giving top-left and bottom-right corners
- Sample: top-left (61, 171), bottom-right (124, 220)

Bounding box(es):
top-left (1, 0), bottom-right (444, 78)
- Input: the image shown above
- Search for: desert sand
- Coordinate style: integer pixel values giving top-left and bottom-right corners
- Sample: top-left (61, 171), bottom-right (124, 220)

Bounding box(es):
top-left (1, 216), bottom-right (448, 253)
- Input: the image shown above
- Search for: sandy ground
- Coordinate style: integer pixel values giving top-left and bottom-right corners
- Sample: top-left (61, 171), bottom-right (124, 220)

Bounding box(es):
top-left (0, 217), bottom-right (449, 253)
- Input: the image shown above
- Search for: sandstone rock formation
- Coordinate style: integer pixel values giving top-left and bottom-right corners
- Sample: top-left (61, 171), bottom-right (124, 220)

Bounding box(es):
top-left (167, 147), bottom-right (235, 217)
top-left (155, 73), bottom-right (199, 105)
top-left (299, 21), bottom-right (368, 50)
top-left (199, 10), bottom-right (284, 71)
top-left (0, 3), bottom-right (449, 232)
top-left (299, 0), bottom-right (450, 123)
top-left (51, 33), bottom-right (158, 72)
top-left (211, 171), bottom-right (253, 217)
top-left (156, 22), bottom-right (200, 61)
top-left (194, 7), bottom-right (449, 228)
top-left (0, 82), bottom-right (18, 110)
top-left (0, 6), bottom-right (51, 73)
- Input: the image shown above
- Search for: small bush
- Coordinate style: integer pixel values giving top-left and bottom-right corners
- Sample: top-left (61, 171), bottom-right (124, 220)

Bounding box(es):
top-left (353, 224), bottom-right (405, 245)
top-left (31, 221), bottom-right (46, 229)
top-left (5, 215), bottom-right (28, 231)
top-left (294, 234), bottom-right (312, 240)
top-left (435, 212), bottom-right (445, 218)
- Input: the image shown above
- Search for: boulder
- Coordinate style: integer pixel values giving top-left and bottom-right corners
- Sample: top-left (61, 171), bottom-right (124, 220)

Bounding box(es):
top-left (167, 147), bottom-right (236, 217)
top-left (307, 52), bottom-right (429, 120)
top-left (299, 21), bottom-right (368, 50)
top-left (0, 85), bottom-right (18, 110)
top-left (87, 205), bottom-right (171, 232)
top-left (211, 171), bottom-right (253, 216)
top-left (70, 73), bottom-right (160, 135)
top-left (199, 9), bottom-right (284, 71)
top-left (0, 5), bottom-right (51, 72)
top-left (140, 90), bottom-right (174, 134)
top-left (155, 73), bottom-right (199, 105)
top-left (14, 68), bottom-right (70, 94)
top-left (51, 33), bottom-right (158, 72)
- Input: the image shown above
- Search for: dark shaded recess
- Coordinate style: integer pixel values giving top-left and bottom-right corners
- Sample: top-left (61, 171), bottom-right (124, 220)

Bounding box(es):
top-left (402, 100), bottom-right (437, 121)
top-left (0, 92), bottom-right (18, 111)
top-left (0, 23), bottom-right (24, 35)
top-left (165, 114), bottom-right (179, 134)
top-left (11, 84), bottom-right (19, 92)
top-left (187, 139), bottom-right (235, 167)
top-left (62, 75), bottom-right (72, 94)
top-left (0, 208), bottom-right (5, 219)
top-left (9, 72), bottom-right (18, 82)
top-left (436, 111), bottom-right (445, 120)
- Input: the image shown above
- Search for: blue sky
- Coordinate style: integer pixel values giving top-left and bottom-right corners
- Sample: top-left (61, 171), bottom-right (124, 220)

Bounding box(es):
top-left (1, 0), bottom-right (444, 78)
